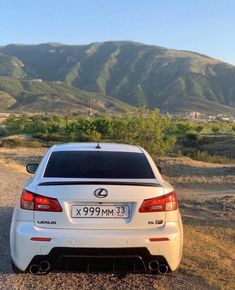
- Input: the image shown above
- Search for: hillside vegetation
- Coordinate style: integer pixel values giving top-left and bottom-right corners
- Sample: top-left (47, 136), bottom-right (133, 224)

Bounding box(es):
top-left (1, 111), bottom-right (235, 162)
top-left (0, 42), bottom-right (235, 114)
top-left (1, 110), bottom-right (176, 156)
top-left (0, 76), bottom-right (132, 113)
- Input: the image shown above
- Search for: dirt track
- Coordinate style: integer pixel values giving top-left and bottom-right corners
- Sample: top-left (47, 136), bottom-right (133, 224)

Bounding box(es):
top-left (0, 148), bottom-right (234, 290)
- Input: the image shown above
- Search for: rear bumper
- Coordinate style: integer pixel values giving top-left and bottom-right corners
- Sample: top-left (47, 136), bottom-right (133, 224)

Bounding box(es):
top-left (30, 247), bottom-right (169, 273)
top-left (10, 221), bottom-right (183, 272)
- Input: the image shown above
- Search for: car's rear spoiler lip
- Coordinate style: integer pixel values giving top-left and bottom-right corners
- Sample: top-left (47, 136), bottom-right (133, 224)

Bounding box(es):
top-left (38, 181), bottom-right (161, 187)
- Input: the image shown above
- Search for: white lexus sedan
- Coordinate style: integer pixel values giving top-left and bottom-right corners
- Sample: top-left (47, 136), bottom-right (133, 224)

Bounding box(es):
top-left (10, 143), bottom-right (183, 275)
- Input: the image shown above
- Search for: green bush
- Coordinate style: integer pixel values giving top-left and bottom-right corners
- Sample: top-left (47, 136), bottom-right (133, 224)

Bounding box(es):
top-left (174, 151), bottom-right (184, 157)
top-left (173, 121), bottom-right (194, 137)
top-left (110, 109), bottom-right (176, 156)
top-left (77, 130), bottom-right (102, 142)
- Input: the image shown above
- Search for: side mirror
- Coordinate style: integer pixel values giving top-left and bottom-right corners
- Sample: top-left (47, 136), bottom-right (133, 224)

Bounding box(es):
top-left (26, 163), bottom-right (39, 174)
top-left (157, 165), bottom-right (162, 173)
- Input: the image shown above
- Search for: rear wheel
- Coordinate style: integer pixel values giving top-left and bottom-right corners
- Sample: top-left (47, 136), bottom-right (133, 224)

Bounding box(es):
top-left (12, 260), bottom-right (25, 274)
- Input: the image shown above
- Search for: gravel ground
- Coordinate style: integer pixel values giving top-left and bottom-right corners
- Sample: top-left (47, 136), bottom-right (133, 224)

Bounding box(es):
top-left (0, 148), bottom-right (234, 290)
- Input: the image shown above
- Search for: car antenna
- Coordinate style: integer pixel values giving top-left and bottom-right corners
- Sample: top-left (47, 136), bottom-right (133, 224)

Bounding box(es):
top-left (96, 142), bottom-right (101, 149)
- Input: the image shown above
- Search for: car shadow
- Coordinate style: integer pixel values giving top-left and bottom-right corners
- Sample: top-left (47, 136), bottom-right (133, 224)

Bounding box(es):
top-left (0, 206), bottom-right (14, 274)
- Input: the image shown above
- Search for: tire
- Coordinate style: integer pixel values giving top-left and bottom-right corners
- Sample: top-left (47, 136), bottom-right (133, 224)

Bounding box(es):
top-left (12, 260), bottom-right (25, 274)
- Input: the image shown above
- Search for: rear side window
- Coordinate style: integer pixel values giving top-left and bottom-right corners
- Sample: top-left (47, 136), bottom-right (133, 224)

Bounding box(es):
top-left (44, 151), bottom-right (154, 179)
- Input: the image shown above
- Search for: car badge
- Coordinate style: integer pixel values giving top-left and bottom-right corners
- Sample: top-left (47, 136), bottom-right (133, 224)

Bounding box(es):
top-left (94, 188), bottom-right (108, 198)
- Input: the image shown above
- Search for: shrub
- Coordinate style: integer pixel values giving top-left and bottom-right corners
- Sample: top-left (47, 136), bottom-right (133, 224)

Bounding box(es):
top-left (0, 126), bottom-right (7, 137)
top-left (183, 132), bottom-right (202, 147)
top-left (211, 125), bottom-right (220, 135)
top-left (110, 109), bottom-right (176, 156)
top-left (175, 151), bottom-right (184, 157)
top-left (173, 121), bottom-right (194, 137)
top-left (195, 125), bottom-right (204, 133)
top-left (77, 130), bottom-right (102, 142)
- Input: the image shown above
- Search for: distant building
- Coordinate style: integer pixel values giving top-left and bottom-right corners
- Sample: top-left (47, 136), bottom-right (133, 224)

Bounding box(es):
top-left (216, 116), bottom-right (231, 122)
top-left (32, 79), bottom-right (42, 82)
top-left (188, 111), bottom-right (202, 119)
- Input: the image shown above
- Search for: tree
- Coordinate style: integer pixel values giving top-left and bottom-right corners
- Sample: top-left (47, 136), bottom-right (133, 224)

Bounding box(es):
top-left (211, 125), bottom-right (220, 135)
top-left (195, 125), bottom-right (204, 133)
top-left (174, 121), bottom-right (193, 137)
top-left (93, 115), bottom-right (113, 136)
top-left (111, 109), bottom-right (176, 156)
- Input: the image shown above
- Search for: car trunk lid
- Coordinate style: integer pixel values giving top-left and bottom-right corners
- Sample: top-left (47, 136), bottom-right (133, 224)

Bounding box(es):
top-left (34, 179), bottom-right (166, 230)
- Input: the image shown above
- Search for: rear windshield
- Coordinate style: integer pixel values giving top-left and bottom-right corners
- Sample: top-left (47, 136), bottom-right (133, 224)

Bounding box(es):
top-left (44, 151), bottom-right (154, 179)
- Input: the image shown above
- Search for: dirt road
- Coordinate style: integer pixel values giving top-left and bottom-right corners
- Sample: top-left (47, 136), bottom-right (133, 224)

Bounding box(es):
top-left (0, 148), bottom-right (234, 290)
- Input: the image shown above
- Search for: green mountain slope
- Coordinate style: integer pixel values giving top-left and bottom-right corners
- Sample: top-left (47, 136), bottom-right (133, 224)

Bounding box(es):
top-left (0, 76), bottom-right (132, 113)
top-left (0, 53), bottom-right (26, 78)
top-left (0, 41), bottom-right (235, 114)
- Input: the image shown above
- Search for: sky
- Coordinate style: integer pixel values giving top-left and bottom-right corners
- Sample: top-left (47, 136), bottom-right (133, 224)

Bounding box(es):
top-left (0, 0), bottom-right (235, 64)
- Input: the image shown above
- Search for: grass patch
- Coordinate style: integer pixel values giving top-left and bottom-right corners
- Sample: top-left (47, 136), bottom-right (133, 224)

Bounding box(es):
top-left (0, 135), bottom-right (42, 148)
top-left (182, 224), bottom-right (235, 290)
top-left (185, 151), bottom-right (235, 164)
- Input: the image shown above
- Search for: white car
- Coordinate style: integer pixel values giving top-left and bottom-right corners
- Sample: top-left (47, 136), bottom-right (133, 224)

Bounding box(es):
top-left (10, 143), bottom-right (183, 275)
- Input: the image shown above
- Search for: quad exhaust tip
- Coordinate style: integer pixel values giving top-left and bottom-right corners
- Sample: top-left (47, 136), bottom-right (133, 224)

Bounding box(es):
top-left (29, 264), bottom-right (39, 274)
top-left (39, 261), bottom-right (51, 272)
top-left (158, 264), bottom-right (168, 274)
top-left (148, 260), bottom-right (159, 272)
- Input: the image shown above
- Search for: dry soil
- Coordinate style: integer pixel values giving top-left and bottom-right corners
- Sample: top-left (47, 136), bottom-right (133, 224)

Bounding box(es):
top-left (0, 148), bottom-right (234, 290)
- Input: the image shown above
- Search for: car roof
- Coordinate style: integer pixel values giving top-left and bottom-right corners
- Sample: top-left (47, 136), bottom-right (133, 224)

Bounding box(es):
top-left (52, 143), bottom-right (143, 153)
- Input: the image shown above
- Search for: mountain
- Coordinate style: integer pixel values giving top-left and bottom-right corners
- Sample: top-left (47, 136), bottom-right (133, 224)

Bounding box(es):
top-left (0, 76), bottom-right (132, 113)
top-left (0, 53), bottom-right (26, 78)
top-left (0, 41), bottom-right (235, 114)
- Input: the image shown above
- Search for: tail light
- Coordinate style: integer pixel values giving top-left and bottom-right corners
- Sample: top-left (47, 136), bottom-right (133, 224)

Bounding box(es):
top-left (21, 190), bottom-right (62, 212)
top-left (139, 191), bottom-right (178, 212)
top-left (31, 237), bottom-right (51, 242)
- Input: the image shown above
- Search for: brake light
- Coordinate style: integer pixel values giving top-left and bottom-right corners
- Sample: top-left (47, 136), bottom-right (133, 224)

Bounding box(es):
top-left (149, 237), bottom-right (169, 242)
top-left (20, 190), bottom-right (34, 210)
top-left (139, 191), bottom-right (178, 212)
top-left (21, 190), bottom-right (62, 212)
top-left (31, 237), bottom-right (51, 242)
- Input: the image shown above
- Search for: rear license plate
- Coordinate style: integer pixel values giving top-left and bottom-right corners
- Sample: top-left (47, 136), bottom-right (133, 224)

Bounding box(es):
top-left (71, 205), bottom-right (129, 218)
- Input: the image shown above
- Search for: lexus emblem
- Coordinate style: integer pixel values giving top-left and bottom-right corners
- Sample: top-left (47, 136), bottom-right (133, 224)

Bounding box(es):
top-left (94, 188), bottom-right (108, 198)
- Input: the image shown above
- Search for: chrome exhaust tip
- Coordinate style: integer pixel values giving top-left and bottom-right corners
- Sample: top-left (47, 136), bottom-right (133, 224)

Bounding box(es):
top-left (29, 264), bottom-right (39, 274)
top-left (148, 260), bottom-right (159, 272)
top-left (39, 261), bottom-right (51, 273)
top-left (158, 264), bottom-right (168, 274)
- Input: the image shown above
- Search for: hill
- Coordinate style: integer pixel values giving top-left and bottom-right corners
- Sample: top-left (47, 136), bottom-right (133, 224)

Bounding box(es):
top-left (0, 41), bottom-right (235, 114)
top-left (0, 76), bottom-right (132, 114)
